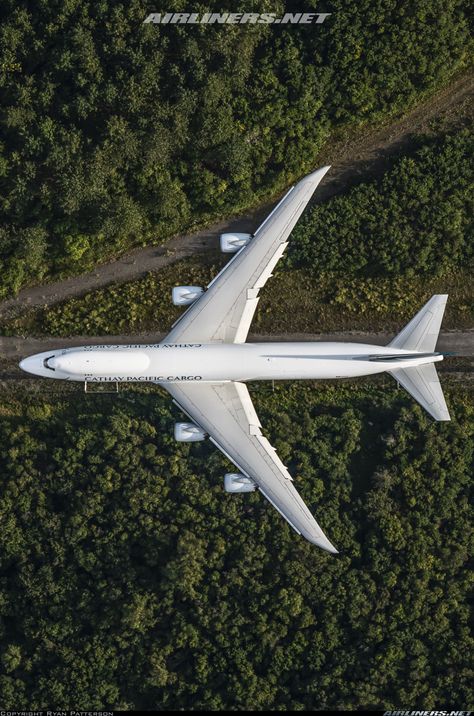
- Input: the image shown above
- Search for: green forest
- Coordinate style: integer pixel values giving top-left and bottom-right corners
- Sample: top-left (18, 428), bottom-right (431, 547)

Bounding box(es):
top-left (0, 0), bottom-right (472, 297)
top-left (6, 128), bottom-right (472, 337)
top-left (0, 381), bottom-right (472, 709)
top-left (287, 130), bottom-right (474, 277)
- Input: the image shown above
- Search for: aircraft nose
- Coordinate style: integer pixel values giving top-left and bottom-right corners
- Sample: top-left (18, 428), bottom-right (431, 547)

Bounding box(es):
top-left (19, 355), bottom-right (42, 375)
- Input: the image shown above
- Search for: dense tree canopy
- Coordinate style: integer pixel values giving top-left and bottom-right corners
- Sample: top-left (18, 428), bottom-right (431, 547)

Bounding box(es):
top-left (288, 130), bottom-right (474, 277)
top-left (0, 0), bottom-right (471, 297)
top-left (0, 382), bottom-right (471, 708)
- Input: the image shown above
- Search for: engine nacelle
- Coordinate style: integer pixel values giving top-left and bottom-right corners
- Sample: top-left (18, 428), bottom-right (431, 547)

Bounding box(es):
top-left (224, 473), bottom-right (257, 493)
top-left (172, 286), bottom-right (204, 306)
top-left (220, 232), bottom-right (252, 253)
top-left (174, 422), bottom-right (206, 442)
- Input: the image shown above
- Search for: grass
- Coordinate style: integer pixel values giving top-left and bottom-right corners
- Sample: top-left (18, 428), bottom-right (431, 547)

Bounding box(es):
top-left (2, 253), bottom-right (473, 338)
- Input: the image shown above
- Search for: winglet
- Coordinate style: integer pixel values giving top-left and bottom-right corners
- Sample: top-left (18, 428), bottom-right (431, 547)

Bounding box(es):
top-left (303, 165), bottom-right (331, 185)
top-left (309, 532), bottom-right (339, 554)
top-left (301, 525), bottom-right (338, 553)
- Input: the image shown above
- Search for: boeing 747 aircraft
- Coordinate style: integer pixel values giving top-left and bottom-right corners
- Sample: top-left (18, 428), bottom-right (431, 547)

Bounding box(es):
top-left (20, 166), bottom-right (450, 553)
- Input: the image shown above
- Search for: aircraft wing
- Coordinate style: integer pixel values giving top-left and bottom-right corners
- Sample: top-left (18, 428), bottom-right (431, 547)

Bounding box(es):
top-left (165, 380), bottom-right (338, 552)
top-left (164, 166), bottom-right (330, 344)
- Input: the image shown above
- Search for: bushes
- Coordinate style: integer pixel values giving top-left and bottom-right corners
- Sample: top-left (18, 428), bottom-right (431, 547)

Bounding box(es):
top-left (287, 131), bottom-right (474, 276)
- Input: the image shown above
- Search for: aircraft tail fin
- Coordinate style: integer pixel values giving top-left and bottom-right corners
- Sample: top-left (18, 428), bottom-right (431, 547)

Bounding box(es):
top-left (389, 362), bottom-right (450, 421)
top-left (389, 294), bottom-right (448, 352)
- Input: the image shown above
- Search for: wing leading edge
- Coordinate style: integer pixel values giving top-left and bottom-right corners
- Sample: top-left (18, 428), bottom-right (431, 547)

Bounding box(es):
top-left (165, 380), bottom-right (338, 553)
top-left (164, 166), bottom-right (331, 344)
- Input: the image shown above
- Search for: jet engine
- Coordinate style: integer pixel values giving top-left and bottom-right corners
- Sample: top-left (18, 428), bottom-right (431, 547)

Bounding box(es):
top-left (224, 473), bottom-right (257, 493)
top-left (220, 232), bottom-right (252, 253)
top-left (172, 286), bottom-right (204, 306)
top-left (174, 422), bottom-right (206, 442)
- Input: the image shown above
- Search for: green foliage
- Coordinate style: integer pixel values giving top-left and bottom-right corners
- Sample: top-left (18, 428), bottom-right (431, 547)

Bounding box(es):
top-left (287, 131), bottom-right (474, 276)
top-left (0, 0), bottom-right (471, 297)
top-left (256, 268), bottom-right (474, 333)
top-left (8, 262), bottom-right (472, 338)
top-left (0, 381), bottom-right (472, 708)
top-left (32, 256), bottom-right (216, 336)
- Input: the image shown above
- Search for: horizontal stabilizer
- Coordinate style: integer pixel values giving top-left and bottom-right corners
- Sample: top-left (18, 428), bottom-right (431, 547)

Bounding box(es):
top-left (389, 295), bottom-right (448, 352)
top-left (390, 362), bottom-right (450, 421)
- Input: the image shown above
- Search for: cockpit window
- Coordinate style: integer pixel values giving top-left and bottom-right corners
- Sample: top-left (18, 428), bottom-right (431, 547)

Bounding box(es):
top-left (43, 356), bottom-right (56, 371)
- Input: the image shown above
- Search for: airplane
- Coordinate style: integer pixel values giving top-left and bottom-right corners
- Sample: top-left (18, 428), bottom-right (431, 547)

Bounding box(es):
top-left (19, 166), bottom-right (451, 554)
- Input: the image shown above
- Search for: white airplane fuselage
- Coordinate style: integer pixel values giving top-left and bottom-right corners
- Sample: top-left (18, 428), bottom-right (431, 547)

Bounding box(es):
top-left (19, 342), bottom-right (443, 383)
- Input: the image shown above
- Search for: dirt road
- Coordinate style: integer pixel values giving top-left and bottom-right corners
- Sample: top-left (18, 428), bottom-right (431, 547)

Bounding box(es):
top-left (0, 71), bottom-right (472, 321)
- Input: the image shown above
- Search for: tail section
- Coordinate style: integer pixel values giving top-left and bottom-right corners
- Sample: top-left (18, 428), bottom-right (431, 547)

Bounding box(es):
top-left (389, 294), bottom-right (448, 352)
top-left (390, 363), bottom-right (450, 421)
top-left (389, 295), bottom-right (450, 421)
